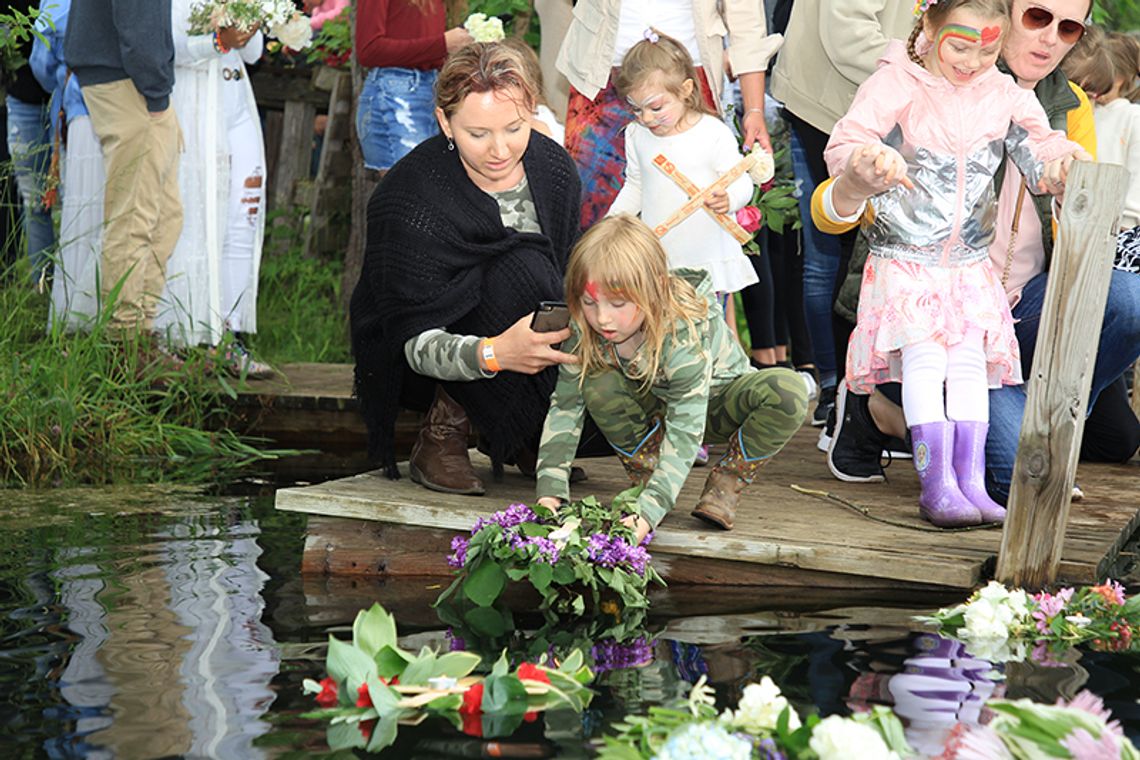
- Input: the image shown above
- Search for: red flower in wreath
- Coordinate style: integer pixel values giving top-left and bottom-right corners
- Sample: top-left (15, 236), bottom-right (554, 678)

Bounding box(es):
top-left (460, 682), bottom-right (484, 715)
top-left (356, 683), bottom-right (373, 708)
top-left (735, 206), bottom-right (763, 233)
top-left (516, 663), bottom-right (550, 684)
top-left (314, 677), bottom-right (338, 707)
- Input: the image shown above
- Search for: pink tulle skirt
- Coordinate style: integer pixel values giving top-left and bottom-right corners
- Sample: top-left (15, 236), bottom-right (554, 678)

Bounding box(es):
top-left (846, 256), bottom-right (1023, 394)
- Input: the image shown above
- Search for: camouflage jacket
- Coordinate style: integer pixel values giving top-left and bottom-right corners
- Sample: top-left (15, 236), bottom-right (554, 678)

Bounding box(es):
top-left (535, 268), bottom-right (753, 528)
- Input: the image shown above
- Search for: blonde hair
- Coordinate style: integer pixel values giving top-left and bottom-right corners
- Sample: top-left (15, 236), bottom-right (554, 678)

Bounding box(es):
top-left (499, 36), bottom-right (548, 107)
top-left (1107, 32), bottom-right (1140, 102)
top-left (907, 0), bottom-right (1012, 66)
top-left (434, 42), bottom-right (538, 118)
top-left (1062, 25), bottom-right (1115, 99)
top-left (614, 31), bottom-right (714, 117)
top-left (564, 215), bottom-right (708, 390)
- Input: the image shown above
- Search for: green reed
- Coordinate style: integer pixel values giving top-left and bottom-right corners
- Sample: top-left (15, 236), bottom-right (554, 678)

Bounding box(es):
top-left (0, 256), bottom-right (289, 488)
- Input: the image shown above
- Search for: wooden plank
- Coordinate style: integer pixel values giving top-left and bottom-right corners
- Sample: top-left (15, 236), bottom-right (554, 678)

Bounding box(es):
top-left (270, 99), bottom-right (317, 217)
top-left (303, 68), bottom-right (353, 259)
top-left (275, 418), bottom-right (1139, 590)
top-left (997, 162), bottom-right (1131, 589)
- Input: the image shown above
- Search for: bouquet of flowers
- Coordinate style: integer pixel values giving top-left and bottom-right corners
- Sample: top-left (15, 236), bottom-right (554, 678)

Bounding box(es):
top-left (917, 579), bottom-right (1140, 664)
top-left (941, 691), bottom-right (1139, 760)
top-left (187, 0), bottom-right (313, 50)
top-left (436, 496), bottom-right (666, 627)
top-left (598, 674), bottom-right (912, 760)
top-left (301, 603), bottom-right (594, 751)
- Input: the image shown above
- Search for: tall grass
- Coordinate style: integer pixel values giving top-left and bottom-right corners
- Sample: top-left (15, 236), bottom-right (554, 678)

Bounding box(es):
top-left (248, 216), bottom-right (351, 364)
top-left (0, 257), bottom-right (288, 488)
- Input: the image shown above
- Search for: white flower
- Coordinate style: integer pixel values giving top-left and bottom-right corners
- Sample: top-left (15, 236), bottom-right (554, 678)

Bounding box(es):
top-left (464, 12), bottom-right (505, 42)
top-left (723, 676), bottom-right (800, 732)
top-left (1065, 614), bottom-right (1092, 627)
top-left (963, 635), bottom-right (1027, 664)
top-left (747, 145), bottom-right (775, 185)
top-left (272, 12), bottom-right (313, 50)
top-left (652, 722), bottom-right (752, 760)
top-left (809, 715), bottom-right (900, 760)
top-left (962, 597), bottom-right (1015, 640)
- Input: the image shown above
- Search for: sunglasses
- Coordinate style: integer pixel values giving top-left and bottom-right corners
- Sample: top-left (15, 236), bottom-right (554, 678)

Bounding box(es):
top-left (1020, 5), bottom-right (1086, 44)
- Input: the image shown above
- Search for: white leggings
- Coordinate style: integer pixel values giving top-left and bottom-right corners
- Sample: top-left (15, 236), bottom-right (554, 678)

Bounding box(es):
top-left (221, 112), bottom-right (264, 334)
top-left (900, 329), bottom-right (989, 426)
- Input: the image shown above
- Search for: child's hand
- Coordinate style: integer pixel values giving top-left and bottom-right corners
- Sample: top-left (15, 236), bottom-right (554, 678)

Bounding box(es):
top-left (705, 189), bottom-right (730, 215)
top-left (620, 514), bottom-right (652, 545)
top-left (537, 496), bottom-right (561, 509)
top-left (1039, 150), bottom-right (1091, 196)
top-left (848, 143), bottom-right (913, 194)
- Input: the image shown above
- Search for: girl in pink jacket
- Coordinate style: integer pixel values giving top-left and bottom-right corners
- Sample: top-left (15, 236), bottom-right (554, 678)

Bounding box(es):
top-left (822, 0), bottom-right (1087, 528)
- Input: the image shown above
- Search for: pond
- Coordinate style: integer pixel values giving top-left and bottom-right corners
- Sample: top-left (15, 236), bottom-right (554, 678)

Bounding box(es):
top-left (2, 487), bottom-right (1139, 758)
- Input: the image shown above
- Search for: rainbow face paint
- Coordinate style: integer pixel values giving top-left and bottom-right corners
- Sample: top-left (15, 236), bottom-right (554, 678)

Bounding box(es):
top-left (935, 23), bottom-right (1001, 61)
top-left (584, 280), bottom-right (601, 300)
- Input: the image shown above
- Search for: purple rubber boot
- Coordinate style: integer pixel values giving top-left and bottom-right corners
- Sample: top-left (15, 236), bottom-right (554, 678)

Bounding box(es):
top-left (952, 421), bottom-right (1007, 524)
top-left (911, 421), bottom-right (982, 527)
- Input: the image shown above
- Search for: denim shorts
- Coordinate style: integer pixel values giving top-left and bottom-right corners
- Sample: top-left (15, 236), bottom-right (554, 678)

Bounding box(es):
top-left (356, 67), bottom-right (439, 171)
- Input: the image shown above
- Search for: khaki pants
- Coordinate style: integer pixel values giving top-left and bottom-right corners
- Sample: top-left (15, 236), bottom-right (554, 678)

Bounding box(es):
top-left (82, 79), bottom-right (183, 334)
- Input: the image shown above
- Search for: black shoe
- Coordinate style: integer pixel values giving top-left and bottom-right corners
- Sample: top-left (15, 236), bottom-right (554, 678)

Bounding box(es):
top-left (812, 384), bottom-right (836, 427)
top-left (827, 384), bottom-right (890, 483)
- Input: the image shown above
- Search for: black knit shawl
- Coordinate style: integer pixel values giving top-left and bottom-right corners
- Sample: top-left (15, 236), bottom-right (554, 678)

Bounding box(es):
top-left (350, 131), bottom-right (582, 477)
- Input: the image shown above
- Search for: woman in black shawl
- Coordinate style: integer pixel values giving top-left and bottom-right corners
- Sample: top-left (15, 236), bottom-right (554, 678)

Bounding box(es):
top-left (350, 42), bottom-right (581, 494)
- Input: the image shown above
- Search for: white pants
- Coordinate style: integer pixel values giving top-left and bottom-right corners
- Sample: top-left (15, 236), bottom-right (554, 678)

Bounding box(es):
top-left (219, 110), bottom-right (264, 335)
top-left (901, 329), bottom-right (989, 426)
top-left (50, 115), bottom-right (105, 332)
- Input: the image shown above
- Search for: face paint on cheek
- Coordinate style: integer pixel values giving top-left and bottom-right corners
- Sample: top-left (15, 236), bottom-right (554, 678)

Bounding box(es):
top-left (936, 24), bottom-right (982, 62)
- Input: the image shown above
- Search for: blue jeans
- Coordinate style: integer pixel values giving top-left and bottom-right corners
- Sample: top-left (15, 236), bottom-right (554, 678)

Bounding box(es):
top-left (791, 128), bottom-right (841, 388)
top-left (986, 269), bottom-right (1140, 502)
top-left (356, 67), bottom-right (439, 171)
top-left (5, 95), bottom-right (55, 279)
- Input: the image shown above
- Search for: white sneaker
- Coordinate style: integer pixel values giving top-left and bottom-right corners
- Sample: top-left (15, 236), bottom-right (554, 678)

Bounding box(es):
top-left (799, 370), bottom-right (820, 402)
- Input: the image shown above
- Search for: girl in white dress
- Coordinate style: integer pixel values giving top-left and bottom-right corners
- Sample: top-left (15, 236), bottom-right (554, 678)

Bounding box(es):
top-left (607, 31), bottom-right (758, 303)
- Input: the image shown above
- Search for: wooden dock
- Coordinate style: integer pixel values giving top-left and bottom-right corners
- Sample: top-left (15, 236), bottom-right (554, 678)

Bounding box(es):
top-left (274, 408), bottom-right (1140, 591)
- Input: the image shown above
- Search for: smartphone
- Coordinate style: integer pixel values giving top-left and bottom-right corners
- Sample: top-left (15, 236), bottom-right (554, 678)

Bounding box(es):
top-left (530, 301), bottom-right (571, 333)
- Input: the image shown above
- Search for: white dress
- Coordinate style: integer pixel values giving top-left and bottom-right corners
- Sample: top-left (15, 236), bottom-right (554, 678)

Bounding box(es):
top-left (158, 0), bottom-right (267, 346)
top-left (1093, 98), bottom-right (1140, 230)
top-left (608, 114), bottom-right (758, 293)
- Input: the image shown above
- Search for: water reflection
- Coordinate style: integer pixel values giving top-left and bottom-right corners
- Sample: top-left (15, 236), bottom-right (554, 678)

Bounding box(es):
top-left (0, 491), bottom-right (1137, 758)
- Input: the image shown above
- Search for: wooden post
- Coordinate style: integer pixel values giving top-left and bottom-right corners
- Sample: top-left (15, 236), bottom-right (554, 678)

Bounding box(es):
top-left (996, 161), bottom-right (1130, 589)
top-left (271, 99), bottom-right (317, 217)
top-left (1132, 362), bottom-right (1140, 417)
top-left (302, 67), bottom-right (353, 259)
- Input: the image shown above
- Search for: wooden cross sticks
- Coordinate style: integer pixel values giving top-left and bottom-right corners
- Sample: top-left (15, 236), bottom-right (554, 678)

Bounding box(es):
top-left (650, 151), bottom-right (759, 244)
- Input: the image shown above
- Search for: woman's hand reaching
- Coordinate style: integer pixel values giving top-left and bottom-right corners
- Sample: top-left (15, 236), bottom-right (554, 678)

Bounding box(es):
top-left (484, 313), bottom-right (578, 374)
top-left (620, 514), bottom-right (653, 545)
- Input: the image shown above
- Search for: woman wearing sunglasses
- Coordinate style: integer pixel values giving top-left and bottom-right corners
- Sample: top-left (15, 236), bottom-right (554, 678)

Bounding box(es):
top-left (813, 0), bottom-right (1140, 503)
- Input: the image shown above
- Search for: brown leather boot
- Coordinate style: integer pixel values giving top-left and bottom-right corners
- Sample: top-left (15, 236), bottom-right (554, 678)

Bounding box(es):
top-left (409, 387), bottom-right (485, 495)
top-left (691, 432), bottom-right (769, 530)
top-left (613, 419), bottom-right (666, 486)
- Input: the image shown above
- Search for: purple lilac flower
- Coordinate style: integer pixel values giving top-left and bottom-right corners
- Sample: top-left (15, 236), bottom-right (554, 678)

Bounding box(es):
top-left (590, 636), bottom-right (654, 672)
top-left (586, 533), bottom-right (650, 577)
top-left (447, 535), bottom-right (469, 569)
top-left (472, 503), bottom-right (538, 535)
top-left (528, 536), bottom-right (560, 564)
top-left (756, 737), bottom-right (787, 760)
top-left (445, 628), bottom-right (467, 651)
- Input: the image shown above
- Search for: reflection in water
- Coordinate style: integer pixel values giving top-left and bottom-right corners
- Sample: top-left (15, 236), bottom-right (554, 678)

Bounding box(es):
top-left (2, 492), bottom-right (1138, 758)
top-left (3, 500), bottom-right (280, 758)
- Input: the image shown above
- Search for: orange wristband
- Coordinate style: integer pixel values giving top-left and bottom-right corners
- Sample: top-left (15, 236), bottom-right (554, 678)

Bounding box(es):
top-left (480, 339), bottom-right (501, 372)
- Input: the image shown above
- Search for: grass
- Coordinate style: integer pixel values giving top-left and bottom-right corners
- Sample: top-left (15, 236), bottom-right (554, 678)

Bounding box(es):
top-left (248, 222), bottom-right (351, 364)
top-left (0, 252), bottom-right (300, 488)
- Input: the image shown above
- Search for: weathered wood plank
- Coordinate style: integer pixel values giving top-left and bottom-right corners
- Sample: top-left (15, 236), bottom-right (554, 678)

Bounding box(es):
top-left (997, 161), bottom-right (1131, 589)
top-left (271, 99), bottom-right (317, 218)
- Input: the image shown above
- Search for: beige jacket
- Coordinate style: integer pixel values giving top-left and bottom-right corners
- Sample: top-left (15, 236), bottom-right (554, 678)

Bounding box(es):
top-left (771, 0), bottom-right (914, 133)
top-left (555, 0), bottom-right (782, 111)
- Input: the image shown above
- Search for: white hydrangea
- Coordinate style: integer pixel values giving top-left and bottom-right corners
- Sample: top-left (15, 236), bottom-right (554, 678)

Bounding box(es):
top-left (721, 676), bottom-right (800, 733)
top-left (960, 581), bottom-right (1032, 644)
top-left (652, 722), bottom-right (752, 760)
top-left (464, 12), bottom-right (505, 42)
top-left (272, 12), bottom-right (313, 50)
top-left (809, 715), bottom-right (901, 760)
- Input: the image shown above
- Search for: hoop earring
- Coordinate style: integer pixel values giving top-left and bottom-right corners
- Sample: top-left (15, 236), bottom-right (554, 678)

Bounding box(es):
top-left (447, 137), bottom-right (455, 151)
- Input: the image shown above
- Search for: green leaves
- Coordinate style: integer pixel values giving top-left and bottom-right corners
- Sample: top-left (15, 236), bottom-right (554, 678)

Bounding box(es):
top-left (327, 636), bottom-right (377, 697)
top-left (463, 559), bottom-right (507, 607)
top-left (353, 603), bottom-right (397, 657)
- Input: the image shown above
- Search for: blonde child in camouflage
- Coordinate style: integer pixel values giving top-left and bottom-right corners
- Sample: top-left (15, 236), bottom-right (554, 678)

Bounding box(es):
top-left (535, 215), bottom-right (807, 543)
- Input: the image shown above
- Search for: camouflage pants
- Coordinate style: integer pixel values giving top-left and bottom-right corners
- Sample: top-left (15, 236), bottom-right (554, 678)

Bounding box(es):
top-left (581, 367), bottom-right (808, 460)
